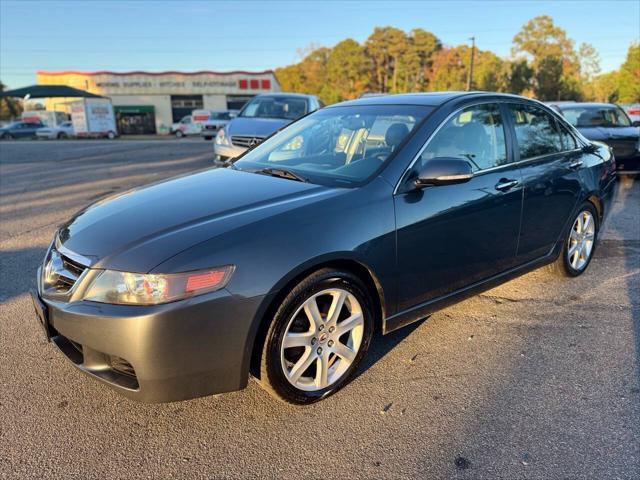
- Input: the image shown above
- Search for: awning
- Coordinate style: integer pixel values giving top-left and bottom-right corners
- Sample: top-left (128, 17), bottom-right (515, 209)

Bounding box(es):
top-left (0, 85), bottom-right (103, 99)
top-left (113, 105), bottom-right (155, 114)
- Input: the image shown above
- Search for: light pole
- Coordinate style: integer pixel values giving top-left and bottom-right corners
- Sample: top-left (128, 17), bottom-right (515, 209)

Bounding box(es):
top-left (466, 36), bottom-right (476, 91)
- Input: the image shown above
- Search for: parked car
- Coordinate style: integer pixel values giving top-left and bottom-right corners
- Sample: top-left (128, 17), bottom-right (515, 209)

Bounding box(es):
top-left (548, 102), bottom-right (640, 174)
top-left (622, 103), bottom-right (640, 124)
top-left (36, 121), bottom-right (75, 140)
top-left (201, 110), bottom-right (237, 140)
top-left (32, 92), bottom-right (616, 405)
top-left (0, 121), bottom-right (44, 139)
top-left (214, 93), bottom-right (321, 163)
top-left (171, 115), bottom-right (200, 138)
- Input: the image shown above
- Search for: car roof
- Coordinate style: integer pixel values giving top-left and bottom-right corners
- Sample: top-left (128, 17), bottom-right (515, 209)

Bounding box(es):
top-left (330, 91), bottom-right (534, 108)
top-left (254, 92), bottom-right (317, 99)
top-left (549, 102), bottom-right (619, 109)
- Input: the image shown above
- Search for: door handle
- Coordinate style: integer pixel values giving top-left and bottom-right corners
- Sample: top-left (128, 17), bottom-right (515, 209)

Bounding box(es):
top-left (569, 159), bottom-right (584, 169)
top-left (495, 179), bottom-right (519, 191)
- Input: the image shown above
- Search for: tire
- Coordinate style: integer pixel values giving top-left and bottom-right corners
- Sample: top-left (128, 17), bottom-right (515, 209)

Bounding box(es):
top-left (549, 202), bottom-right (599, 277)
top-left (259, 268), bottom-right (375, 405)
top-left (175, 130), bottom-right (184, 138)
top-left (106, 131), bottom-right (116, 140)
top-left (57, 132), bottom-right (67, 139)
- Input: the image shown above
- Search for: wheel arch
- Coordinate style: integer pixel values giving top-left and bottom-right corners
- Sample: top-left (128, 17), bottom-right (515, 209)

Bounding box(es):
top-left (247, 255), bottom-right (387, 379)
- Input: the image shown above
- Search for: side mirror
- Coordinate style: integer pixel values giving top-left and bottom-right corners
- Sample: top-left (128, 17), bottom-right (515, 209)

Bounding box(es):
top-left (632, 120), bottom-right (640, 127)
top-left (415, 158), bottom-right (474, 188)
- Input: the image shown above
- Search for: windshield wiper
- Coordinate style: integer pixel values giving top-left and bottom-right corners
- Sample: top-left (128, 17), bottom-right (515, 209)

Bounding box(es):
top-left (253, 167), bottom-right (309, 183)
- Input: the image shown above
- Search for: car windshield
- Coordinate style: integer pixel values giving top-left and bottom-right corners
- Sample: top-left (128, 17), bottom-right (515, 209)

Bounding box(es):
top-left (234, 105), bottom-right (431, 186)
top-left (561, 106), bottom-right (631, 128)
top-left (239, 96), bottom-right (309, 120)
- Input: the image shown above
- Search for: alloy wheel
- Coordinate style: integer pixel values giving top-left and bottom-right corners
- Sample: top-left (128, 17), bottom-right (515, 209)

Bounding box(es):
top-left (280, 288), bottom-right (364, 392)
top-left (567, 210), bottom-right (596, 271)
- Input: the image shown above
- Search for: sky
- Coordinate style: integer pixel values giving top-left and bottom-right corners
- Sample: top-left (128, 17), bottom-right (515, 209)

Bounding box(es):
top-left (1, 0), bottom-right (638, 89)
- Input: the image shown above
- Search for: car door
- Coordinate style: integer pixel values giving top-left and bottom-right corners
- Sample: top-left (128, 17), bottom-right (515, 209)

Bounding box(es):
top-left (505, 103), bottom-right (583, 264)
top-left (394, 102), bottom-right (523, 312)
top-left (15, 123), bottom-right (30, 138)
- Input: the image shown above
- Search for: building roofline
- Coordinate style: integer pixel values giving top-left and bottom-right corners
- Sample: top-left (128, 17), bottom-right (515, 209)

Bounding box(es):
top-left (37, 69), bottom-right (275, 77)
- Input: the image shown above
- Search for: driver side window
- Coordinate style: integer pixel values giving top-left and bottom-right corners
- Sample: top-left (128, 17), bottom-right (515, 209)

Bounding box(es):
top-left (420, 103), bottom-right (507, 172)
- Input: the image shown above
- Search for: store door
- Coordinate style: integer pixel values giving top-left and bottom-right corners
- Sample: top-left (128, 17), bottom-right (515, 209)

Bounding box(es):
top-left (171, 95), bottom-right (203, 122)
top-left (114, 106), bottom-right (157, 135)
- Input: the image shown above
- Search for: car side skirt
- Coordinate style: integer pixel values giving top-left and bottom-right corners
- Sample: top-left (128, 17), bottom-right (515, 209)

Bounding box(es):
top-left (383, 243), bottom-right (561, 334)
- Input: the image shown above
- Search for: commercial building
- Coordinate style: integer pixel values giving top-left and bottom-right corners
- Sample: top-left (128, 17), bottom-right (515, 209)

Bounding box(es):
top-left (36, 70), bottom-right (280, 134)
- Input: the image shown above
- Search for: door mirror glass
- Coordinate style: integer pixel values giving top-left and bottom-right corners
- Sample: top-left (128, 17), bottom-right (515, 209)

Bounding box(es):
top-left (415, 158), bottom-right (474, 188)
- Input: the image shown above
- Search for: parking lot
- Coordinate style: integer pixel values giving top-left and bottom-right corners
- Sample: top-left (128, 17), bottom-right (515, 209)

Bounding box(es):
top-left (0, 140), bottom-right (638, 479)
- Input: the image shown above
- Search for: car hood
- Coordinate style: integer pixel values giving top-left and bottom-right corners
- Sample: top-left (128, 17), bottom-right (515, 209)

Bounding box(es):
top-left (576, 126), bottom-right (639, 142)
top-left (57, 168), bottom-right (336, 272)
top-left (226, 117), bottom-right (292, 137)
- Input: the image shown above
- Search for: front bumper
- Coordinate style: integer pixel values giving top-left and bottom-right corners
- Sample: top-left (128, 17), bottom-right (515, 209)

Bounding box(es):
top-left (33, 268), bottom-right (264, 402)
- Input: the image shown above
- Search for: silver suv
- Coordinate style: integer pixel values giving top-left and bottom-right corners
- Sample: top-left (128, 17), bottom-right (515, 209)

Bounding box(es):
top-left (214, 93), bottom-right (321, 163)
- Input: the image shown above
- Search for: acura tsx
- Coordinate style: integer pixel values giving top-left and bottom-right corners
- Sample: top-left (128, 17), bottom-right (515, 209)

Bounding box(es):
top-left (32, 92), bottom-right (617, 404)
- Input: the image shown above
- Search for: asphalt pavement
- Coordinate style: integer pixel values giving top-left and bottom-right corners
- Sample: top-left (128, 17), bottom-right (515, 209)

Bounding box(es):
top-left (1, 139), bottom-right (638, 479)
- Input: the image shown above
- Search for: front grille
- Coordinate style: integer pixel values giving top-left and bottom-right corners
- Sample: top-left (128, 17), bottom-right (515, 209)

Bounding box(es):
top-left (231, 135), bottom-right (265, 148)
top-left (42, 248), bottom-right (87, 295)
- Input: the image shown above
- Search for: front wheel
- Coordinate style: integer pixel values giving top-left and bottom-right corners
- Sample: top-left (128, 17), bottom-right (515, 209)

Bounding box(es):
top-left (106, 131), bottom-right (116, 140)
top-left (259, 269), bottom-right (374, 404)
top-left (175, 130), bottom-right (184, 138)
top-left (550, 203), bottom-right (598, 277)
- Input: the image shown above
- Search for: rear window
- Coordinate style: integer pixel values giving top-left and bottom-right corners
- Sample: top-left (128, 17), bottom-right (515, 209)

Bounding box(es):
top-left (561, 106), bottom-right (631, 127)
top-left (240, 96), bottom-right (308, 120)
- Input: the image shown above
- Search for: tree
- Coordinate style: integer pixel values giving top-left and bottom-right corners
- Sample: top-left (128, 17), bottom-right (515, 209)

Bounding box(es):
top-left (324, 39), bottom-right (370, 102)
top-left (0, 81), bottom-right (22, 121)
top-left (402, 29), bottom-right (441, 91)
top-left (512, 16), bottom-right (582, 100)
top-left (586, 71), bottom-right (620, 103)
top-left (364, 26), bottom-right (409, 93)
top-left (617, 43), bottom-right (640, 103)
top-left (512, 15), bottom-right (577, 67)
top-left (427, 47), bottom-right (467, 91)
top-left (579, 42), bottom-right (601, 82)
top-left (506, 59), bottom-right (534, 95)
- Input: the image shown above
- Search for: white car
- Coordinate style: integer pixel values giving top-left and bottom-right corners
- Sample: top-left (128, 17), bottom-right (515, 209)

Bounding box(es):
top-left (201, 110), bottom-right (237, 140)
top-left (171, 115), bottom-right (201, 138)
top-left (36, 121), bottom-right (74, 139)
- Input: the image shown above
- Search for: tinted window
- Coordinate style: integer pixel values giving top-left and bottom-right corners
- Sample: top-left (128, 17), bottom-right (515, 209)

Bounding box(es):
top-left (420, 103), bottom-right (507, 172)
top-left (508, 104), bottom-right (562, 160)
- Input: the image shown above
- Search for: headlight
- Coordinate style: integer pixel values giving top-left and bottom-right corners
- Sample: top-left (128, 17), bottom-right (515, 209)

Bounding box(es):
top-left (215, 128), bottom-right (231, 146)
top-left (83, 266), bottom-right (234, 305)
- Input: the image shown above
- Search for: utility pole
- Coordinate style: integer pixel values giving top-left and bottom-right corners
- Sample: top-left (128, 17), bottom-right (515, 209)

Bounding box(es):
top-left (466, 36), bottom-right (476, 91)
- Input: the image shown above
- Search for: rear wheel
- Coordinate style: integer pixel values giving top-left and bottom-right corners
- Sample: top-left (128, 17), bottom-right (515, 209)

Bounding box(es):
top-left (57, 132), bottom-right (67, 139)
top-left (259, 269), bottom-right (374, 404)
top-left (106, 131), bottom-right (116, 140)
top-left (550, 203), bottom-right (598, 277)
